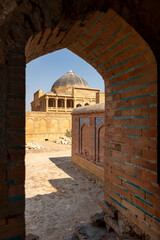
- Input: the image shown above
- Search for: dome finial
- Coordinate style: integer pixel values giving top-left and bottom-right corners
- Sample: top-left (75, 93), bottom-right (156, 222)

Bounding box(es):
top-left (70, 70), bottom-right (72, 72)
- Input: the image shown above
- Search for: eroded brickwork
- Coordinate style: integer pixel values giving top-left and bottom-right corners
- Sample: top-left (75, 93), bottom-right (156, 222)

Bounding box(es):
top-left (72, 107), bottom-right (105, 172)
top-left (0, 46), bottom-right (26, 239)
top-left (70, 9), bottom-right (158, 239)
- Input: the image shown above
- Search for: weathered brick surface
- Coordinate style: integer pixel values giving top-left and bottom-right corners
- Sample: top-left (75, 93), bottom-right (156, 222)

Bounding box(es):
top-left (72, 109), bottom-right (105, 168)
top-left (0, 46), bottom-right (26, 238)
top-left (71, 8), bottom-right (158, 239)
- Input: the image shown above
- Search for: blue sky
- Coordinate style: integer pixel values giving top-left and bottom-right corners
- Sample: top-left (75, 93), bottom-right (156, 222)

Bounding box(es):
top-left (26, 48), bottom-right (104, 111)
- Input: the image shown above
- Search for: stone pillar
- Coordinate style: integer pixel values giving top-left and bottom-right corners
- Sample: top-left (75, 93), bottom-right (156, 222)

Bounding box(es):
top-left (55, 97), bottom-right (58, 112)
top-left (64, 98), bottom-right (67, 111)
top-left (45, 96), bottom-right (49, 112)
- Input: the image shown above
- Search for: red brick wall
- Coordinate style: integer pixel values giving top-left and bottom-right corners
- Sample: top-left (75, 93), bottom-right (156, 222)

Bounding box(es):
top-left (72, 111), bottom-right (105, 166)
top-left (70, 9), bottom-right (158, 239)
top-left (81, 123), bottom-right (90, 156)
top-left (0, 46), bottom-right (26, 239)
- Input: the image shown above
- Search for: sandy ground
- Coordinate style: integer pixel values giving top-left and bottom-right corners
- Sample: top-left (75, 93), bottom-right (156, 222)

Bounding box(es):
top-left (25, 141), bottom-right (104, 240)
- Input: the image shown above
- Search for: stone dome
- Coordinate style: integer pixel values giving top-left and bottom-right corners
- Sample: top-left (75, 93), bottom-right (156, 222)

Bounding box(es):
top-left (51, 70), bottom-right (89, 91)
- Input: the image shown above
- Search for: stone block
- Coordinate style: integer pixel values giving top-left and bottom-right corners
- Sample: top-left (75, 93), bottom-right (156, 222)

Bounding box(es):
top-left (75, 222), bottom-right (108, 240)
top-left (90, 212), bottom-right (105, 227)
top-left (99, 200), bottom-right (118, 219)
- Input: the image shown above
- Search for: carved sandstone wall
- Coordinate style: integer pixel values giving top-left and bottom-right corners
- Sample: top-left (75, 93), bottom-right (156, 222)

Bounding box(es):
top-left (26, 111), bottom-right (71, 142)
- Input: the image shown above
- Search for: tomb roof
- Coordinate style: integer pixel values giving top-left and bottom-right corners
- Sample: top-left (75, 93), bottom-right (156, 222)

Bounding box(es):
top-left (72, 102), bottom-right (105, 114)
top-left (51, 70), bottom-right (89, 91)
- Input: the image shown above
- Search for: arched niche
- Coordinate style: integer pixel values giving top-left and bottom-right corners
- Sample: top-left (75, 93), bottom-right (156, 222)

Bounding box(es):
top-left (39, 119), bottom-right (47, 132)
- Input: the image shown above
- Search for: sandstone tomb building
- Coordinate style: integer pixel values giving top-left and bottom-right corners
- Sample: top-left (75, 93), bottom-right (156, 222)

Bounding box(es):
top-left (26, 70), bottom-right (105, 141)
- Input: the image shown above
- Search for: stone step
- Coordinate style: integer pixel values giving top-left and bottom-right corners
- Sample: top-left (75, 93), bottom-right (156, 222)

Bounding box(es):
top-left (99, 200), bottom-right (118, 219)
top-left (104, 214), bottom-right (123, 237)
top-left (75, 222), bottom-right (108, 240)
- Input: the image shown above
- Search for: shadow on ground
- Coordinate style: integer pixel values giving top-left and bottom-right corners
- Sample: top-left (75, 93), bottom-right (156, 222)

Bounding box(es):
top-left (25, 155), bottom-right (103, 240)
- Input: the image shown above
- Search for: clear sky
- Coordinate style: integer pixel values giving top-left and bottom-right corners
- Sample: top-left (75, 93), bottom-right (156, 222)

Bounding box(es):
top-left (26, 48), bottom-right (104, 111)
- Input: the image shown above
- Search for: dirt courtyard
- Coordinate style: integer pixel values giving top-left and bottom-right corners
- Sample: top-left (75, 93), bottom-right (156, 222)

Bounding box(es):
top-left (25, 142), bottom-right (104, 240)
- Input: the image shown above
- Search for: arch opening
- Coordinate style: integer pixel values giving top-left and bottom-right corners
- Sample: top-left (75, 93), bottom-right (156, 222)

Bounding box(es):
top-left (25, 47), bottom-right (105, 238)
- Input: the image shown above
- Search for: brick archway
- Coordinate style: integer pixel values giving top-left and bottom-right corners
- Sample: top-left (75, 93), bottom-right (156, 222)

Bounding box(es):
top-left (80, 123), bottom-right (90, 156)
top-left (97, 123), bottom-right (105, 166)
top-left (0, 2), bottom-right (159, 239)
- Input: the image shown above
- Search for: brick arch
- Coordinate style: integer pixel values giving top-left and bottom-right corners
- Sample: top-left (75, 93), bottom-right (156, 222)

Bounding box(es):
top-left (80, 122), bottom-right (90, 156)
top-left (97, 123), bottom-right (105, 166)
top-left (0, 4), bottom-right (159, 240)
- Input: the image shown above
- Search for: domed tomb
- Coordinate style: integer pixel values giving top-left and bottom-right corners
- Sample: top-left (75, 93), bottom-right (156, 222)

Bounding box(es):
top-left (51, 70), bottom-right (89, 92)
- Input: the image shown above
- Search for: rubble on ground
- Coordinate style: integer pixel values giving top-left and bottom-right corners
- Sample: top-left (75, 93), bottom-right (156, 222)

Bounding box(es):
top-left (25, 142), bottom-right (44, 150)
top-left (53, 136), bottom-right (72, 145)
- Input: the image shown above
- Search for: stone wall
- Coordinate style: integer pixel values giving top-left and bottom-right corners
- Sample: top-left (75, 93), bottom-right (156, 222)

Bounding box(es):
top-left (26, 111), bottom-right (72, 142)
top-left (72, 105), bottom-right (105, 180)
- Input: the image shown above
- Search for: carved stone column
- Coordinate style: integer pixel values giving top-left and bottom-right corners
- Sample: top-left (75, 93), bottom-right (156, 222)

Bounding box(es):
top-left (45, 96), bottom-right (49, 112)
top-left (55, 97), bottom-right (58, 112)
top-left (64, 97), bottom-right (67, 111)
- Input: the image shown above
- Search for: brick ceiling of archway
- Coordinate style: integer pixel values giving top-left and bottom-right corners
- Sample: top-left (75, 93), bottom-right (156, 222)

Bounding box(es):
top-left (0, 0), bottom-right (159, 63)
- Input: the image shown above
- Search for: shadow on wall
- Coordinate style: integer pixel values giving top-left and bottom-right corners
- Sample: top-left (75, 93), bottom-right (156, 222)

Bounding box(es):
top-left (25, 156), bottom-right (103, 239)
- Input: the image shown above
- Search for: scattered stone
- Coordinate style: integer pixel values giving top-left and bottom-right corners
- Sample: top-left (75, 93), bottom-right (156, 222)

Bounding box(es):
top-left (90, 212), bottom-right (105, 227)
top-left (26, 234), bottom-right (39, 240)
top-left (25, 142), bottom-right (44, 150)
top-left (104, 214), bottom-right (123, 237)
top-left (75, 222), bottom-right (108, 240)
top-left (53, 136), bottom-right (71, 145)
top-left (118, 212), bottom-right (131, 234)
top-left (99, 200), bottom-right (118, 219)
